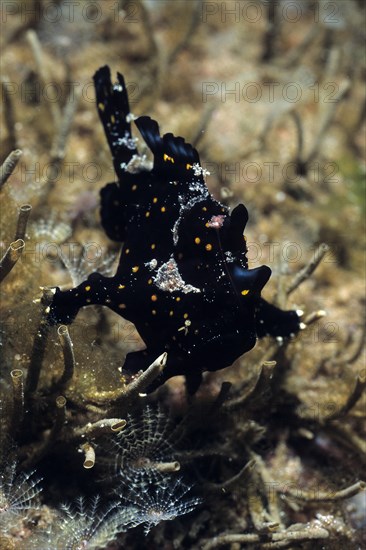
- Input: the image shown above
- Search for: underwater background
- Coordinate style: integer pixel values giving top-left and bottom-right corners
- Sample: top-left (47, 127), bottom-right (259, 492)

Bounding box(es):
top-left (0, 1), bottom-right (365, 549)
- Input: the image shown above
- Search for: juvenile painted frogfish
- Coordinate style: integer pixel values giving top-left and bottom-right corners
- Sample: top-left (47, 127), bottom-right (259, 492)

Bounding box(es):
top-left (49, 66), bottom-right (301, 393)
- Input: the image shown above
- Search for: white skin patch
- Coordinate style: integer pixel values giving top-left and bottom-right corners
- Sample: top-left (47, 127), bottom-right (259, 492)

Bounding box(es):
top-left (126, 112), bottom-right (137, 122)
top-left (188, 180), bottom-right (208, 194)
top-left (116, 131), bottom-right (138, 150)
top-left (172, 193), bottom-right (209, 246)
top-left (225, 251), bottom-right (234, 262)
top-left (121, 154), bottom-right (153, 174)
top-left (153, 257), bottom-right (201, 293)
top-left (207, 214), bottom-right (225, 229)
top-left (145, 259), bottom-right (158, 270)
top-left (192, 163), bottom-right (210, 177)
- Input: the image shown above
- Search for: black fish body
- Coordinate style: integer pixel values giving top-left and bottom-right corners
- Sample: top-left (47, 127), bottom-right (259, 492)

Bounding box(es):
top-left (49, 66), bottom-right (301, 393)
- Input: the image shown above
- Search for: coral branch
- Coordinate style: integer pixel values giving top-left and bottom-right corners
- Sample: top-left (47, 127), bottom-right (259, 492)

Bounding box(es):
top-left (279, 480), bottom-right (365, 502)
top-left (0, 79), bottom-right (18, 151)
top-left (306, 79), bottom-right (351, 165)
top-left (51, 396), bottom-right (67, 442)
top-left (282, 24), bottom-right (320, 68)
top-left (328, 422), bottom-right (366, 463)
top-left (0, 239), bottom-right (25, 283)
top-left (91, 355), bottom-right (167, 411)
top-left (175, 448), bottom-right (230, 463)
top-left (202, 459), bottom-right (256, 494)
top-left (333, 320), bottom-right (366, 366)
top-left (153, 461), bottom-right (181, 473)
top-left (286, 243), bottom-right (330, 296)
top-left (51, 87), bottom-right (81, 161)
top-left (261, 0), bottom-right (279, 63)
top-left (73, 418), bottom-right (127, 439)
top-left (0, 149), bottom-right (22, 190)
top-left (290, 110), bottom-right (305, 171)
top-left (248, 450), bottom-right (282, 528)
top-left (113, 352), bottom-right (167, 410)
top-left (302, 310), bottom-right (327, 327)
top-left (36, 87), bottom-right (81, 208)
top-left (225, 361), bottom-right (276, 411)
top-left (201, 522), bottom-right (329, 549)
top-left (208, 382), bottom-right (232, 415)
top-left (119, 0), bottom-right (160, 110)
top-left (14, 204), bottom-right (32, 241)
top-left (166, 0), bottom-right (201, 66)
top-left (22, 396), bottom-right (67, 469)
top-left (124, 352), bottom-right (167, 394)
top-left (25, 287), bottom-right (55, 395)
top-left (66, 353), bottom-right (166, 409)
top-left (57, 325), bottom-right (76, 388)
top-left (80, 443), bottom-right (96, 469)
top-left (10, 369), bottom-right (25, 437)
top-left (326, 372), bottom-right (366, 420)
top-left (247, 474), bottom-right (279, 531)
top-left (191, 105), bottom-right (216, 149)
top-left (26, 29), bottom-right (61, 128)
